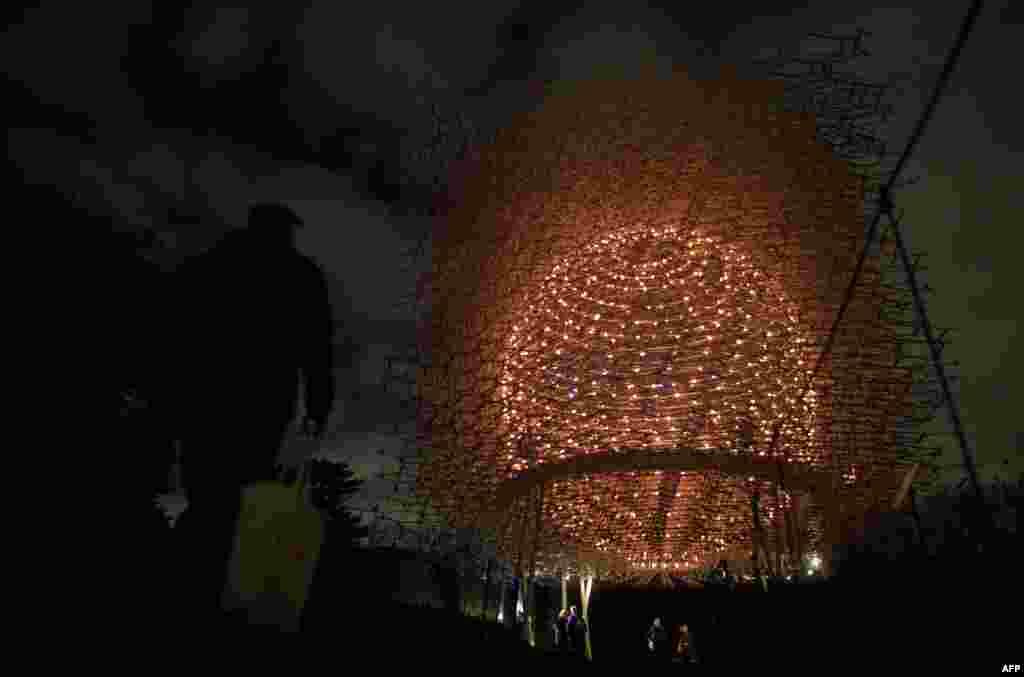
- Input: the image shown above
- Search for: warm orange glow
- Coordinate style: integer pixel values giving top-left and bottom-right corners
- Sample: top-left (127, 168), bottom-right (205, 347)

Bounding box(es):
top-left (499, 228), bottom-right (819, 471)
top-left (414, 67), bottom-right (924, 576)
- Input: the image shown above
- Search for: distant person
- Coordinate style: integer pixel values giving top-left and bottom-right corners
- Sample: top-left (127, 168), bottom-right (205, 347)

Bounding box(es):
top-left (567, 605), bottom-right (579, 651)
top-left (676, 623), bottom-right (694, 663)
top-left (647, 617), bottom-right (669, 660)
top-left (554, 608), bottom-right (569, 650)
top-left (170, 203), bottom-right (335, 626)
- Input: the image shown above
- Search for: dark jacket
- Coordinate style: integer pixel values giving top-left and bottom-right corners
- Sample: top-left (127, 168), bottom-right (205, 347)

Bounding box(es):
top-left (172, 229), bottom-right (334, 425)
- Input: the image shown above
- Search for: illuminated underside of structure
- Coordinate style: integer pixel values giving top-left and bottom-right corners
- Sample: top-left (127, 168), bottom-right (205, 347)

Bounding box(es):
top-left (414, 66), bottom-right (931, 577)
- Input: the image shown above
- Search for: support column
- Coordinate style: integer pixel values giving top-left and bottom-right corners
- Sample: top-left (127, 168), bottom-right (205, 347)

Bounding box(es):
top-left (497, 568), bottom-right (507, 625)
top-left (750, 491), bottom-right (770, 574)
top-left (818, 458), bottom-right (842, 578)
top-left (580, 573), bottom-right (594, 661)
top-left (773, 515), bottom-right (784, 575)
top-left (525, 483), bottom-right (545, 647)
top-left (515, 496), bottom-right (528, 581)
top-left (517, 576), bottom-right (527, 634)
top-left (772, 476), bottom-right (784, 575)
top-left (750, 492), bottom-right (760, 568)
top-left (820, 497), bottom-right (841, 578)
top-left (653, 472), bottom-right (683, 553)
top-left (524, 576), bottom-right (535, 646)
top-left (561, 572), bottom-right (568, 610)
top-left (511, 494), bottom-right (527, 635)
top-left (792, 493), bottom-right (807, 569)
top-left (784, 507), bottom-right (795, 573)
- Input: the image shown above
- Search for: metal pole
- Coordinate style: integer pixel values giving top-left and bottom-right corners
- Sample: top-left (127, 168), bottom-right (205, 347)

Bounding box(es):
top-left (581, 573), bottom-right (594, 661)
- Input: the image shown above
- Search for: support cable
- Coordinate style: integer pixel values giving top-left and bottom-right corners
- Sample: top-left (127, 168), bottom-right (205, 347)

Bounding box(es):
top-left (889, 207), bottom-right (982, 502)
top-left (766, 0), bottom-right (987, 496)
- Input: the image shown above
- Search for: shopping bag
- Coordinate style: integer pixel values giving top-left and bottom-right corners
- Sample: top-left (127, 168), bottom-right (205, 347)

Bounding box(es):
top-left (221, 458), bottom-right (324, 632)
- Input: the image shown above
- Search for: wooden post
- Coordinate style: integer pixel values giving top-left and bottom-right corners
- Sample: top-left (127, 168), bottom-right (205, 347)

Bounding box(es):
top-left (511, 496), bottom-right (528, 636)
top-left (890, 463), bottom-right (921, 512)
top-left (580, 573), bottom-right (594, 660)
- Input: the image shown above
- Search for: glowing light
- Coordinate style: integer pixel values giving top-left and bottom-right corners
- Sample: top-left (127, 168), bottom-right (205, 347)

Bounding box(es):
top-left (417, 67), bottom-right (928, 577)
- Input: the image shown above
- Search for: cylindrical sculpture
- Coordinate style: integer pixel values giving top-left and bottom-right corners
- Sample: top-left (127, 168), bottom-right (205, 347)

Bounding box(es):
top-left (416, 66), bottom-right (920, 576)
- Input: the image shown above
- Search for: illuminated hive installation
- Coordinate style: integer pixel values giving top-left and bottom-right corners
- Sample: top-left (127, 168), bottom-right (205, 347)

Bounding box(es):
top-left (415, 67), bottom-right (926, 577)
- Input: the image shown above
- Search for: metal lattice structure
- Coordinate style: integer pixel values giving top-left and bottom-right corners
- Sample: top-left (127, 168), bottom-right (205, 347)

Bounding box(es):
top-left (381, 30), bottom-right (960, 581)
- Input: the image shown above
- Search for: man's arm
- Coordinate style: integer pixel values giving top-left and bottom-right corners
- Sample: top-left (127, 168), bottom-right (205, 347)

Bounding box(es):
top-left (301, 258), bottom-right (335, 431)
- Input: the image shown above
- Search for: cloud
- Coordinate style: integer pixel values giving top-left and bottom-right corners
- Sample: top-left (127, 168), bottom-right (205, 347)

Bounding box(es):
top-left (296, 4), bottom-right (446, 134)
top-left (287, 197), bottom-right (422, 330)
top-left (5, 3), bottom-right (150, 127)
top-left (11, 121), bottom-right (277, 256)
top-left (186, 7), bottom-right (254, 68)
top-left (536, 4), bottom-right (697, 83)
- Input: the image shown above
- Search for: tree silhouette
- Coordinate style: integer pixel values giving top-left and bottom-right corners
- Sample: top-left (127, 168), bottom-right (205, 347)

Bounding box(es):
top-left (300, 458), bottom-right (370, 634)
top-left (308, 458), bottom-right (370, 547)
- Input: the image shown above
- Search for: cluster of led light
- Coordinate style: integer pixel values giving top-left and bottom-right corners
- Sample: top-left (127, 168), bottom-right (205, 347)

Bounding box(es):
top-left (414, 67), bottom-right (927, 576)
top-left (498, 226), bottom-right (820, 474)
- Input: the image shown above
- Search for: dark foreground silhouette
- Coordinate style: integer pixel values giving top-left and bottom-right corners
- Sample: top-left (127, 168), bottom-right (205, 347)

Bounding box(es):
top-left (169, 203), bottom-right (335, 624)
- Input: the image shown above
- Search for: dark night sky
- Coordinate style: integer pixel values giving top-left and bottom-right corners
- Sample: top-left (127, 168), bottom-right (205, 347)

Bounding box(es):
top-left (11, 1), bottom-right (1020, 506)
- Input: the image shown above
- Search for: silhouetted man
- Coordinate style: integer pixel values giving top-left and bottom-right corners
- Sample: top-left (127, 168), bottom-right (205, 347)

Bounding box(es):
top-left (170, 203), bottom-right (334, 627)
